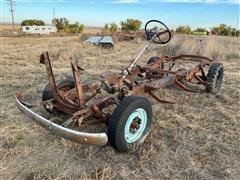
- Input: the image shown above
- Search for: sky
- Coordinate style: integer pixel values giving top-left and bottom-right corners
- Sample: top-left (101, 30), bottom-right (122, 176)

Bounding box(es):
top-left (1, 0), bottom-right (240, 29)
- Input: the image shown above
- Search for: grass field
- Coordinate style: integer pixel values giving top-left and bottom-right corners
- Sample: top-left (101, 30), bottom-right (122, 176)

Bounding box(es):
top-left (0, 24), bottom-right (21, 32)
top-left (1, 34), bottom-right (240, 179)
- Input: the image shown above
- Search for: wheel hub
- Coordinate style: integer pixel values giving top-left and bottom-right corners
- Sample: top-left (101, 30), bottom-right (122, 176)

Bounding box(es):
top-left (124, 108), bottom-right (147, 143)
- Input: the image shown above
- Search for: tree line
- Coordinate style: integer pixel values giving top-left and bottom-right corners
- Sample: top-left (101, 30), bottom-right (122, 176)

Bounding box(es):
top-left (102, 19), bottom-right (142, 33)
top-left (21, 18), bottom-right (239, 36)
top-left (175, 24), bottom-right (239, 36)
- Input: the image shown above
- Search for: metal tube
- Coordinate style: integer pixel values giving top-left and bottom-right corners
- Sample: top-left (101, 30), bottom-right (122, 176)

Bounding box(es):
top-left (123, 34), bottom-right (157, 78)
top-left (127, 44), bottom-right (150, 72)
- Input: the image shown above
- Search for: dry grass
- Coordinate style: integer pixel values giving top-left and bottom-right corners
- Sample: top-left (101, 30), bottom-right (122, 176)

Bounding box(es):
top-left (82, 27), bottom-right (102, 34)
top-left (0, 24), bottom-right (21, 32)
top-left (0, 34), bottom-right (240, 179)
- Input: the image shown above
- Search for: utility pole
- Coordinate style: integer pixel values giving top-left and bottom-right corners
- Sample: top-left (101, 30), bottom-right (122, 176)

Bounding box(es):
top-left (6, 0), bottom-right (15, 32)
top-left (53, 8), bottom-right (56, 26)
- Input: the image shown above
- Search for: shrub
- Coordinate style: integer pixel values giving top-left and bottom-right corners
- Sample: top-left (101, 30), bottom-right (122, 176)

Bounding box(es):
top-left (64, 22), bottom-right (85, 33)
top-left (194, 28), bottom-right (208, 33)
top-left (79, 24), bottom-right (85, 33)
top-left (102, 23), bottom-right (118, 34)
top-left (121, 19), bottom-right (142, 32)
top-left (211, 24), bottom-right (239, 36)
top-left (109, 22), bottom-right (118, 33)
top-left (175, 26), bottom-right (192, 34)
top-left (102, 24), bottom-right (109, 33)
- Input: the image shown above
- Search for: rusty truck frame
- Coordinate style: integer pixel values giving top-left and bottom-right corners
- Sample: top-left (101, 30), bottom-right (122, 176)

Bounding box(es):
top-left (16, 20), bottom-right (224, 152)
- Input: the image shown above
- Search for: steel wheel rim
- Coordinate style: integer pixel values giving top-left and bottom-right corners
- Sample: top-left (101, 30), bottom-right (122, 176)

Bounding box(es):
top-left (124, 108), bottom-right (147, 143)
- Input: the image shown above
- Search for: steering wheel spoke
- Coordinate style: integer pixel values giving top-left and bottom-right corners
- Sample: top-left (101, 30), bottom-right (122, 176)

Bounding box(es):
top-left (158, 30), bottom-right (169, 35)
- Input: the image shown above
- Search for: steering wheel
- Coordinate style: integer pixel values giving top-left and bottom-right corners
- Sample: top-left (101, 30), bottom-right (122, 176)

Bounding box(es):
top-left (145, 20), bottom-right (171, 44)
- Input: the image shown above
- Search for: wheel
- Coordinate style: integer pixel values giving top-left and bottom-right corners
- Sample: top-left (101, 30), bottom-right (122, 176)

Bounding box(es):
top-left (108, 96), bottom-right (152, 152)
top-left (42, 76), bottom-right (75, 113)
top-left (206, 63), bottom-right (223, 95)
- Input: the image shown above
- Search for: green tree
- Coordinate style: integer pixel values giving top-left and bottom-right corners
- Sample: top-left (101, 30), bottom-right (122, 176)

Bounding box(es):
top-left (109, 22), bottom-right (118, 33)
top-left (102, 24), bottom-right (109, 33)
top-left (64, 22), bottom-right (85, 33)
top-left (230, 27), bottom-right (240, 36)
top-left (52, 18), bottom-right (69, 30)
top-left (121, 19), bottom-right (142, 32)
top-left (21, 19), bottom-right (45, 26)
top-left (175, 25), bottom-right (192, 34)
top-left (211, 24), bottom-right (232, 36)
top-left (79, 24), bottom-right (85, 33)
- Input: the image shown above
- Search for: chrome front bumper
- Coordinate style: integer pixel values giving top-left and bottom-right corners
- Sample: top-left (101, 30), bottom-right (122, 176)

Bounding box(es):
top-left (15, 95), bottom-right (108, 146)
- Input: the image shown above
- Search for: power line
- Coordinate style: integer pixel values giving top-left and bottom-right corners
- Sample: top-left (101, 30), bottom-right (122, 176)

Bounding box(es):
top-left (6, 0), bottom-right (16, 32)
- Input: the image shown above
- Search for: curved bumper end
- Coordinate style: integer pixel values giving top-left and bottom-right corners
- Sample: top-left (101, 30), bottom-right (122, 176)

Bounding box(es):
top-left (15, 94), bottom-right (108, 146)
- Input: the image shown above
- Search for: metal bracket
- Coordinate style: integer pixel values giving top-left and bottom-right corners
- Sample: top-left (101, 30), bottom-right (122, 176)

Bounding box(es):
top-left (69, 57), bottom-right (85, 107)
